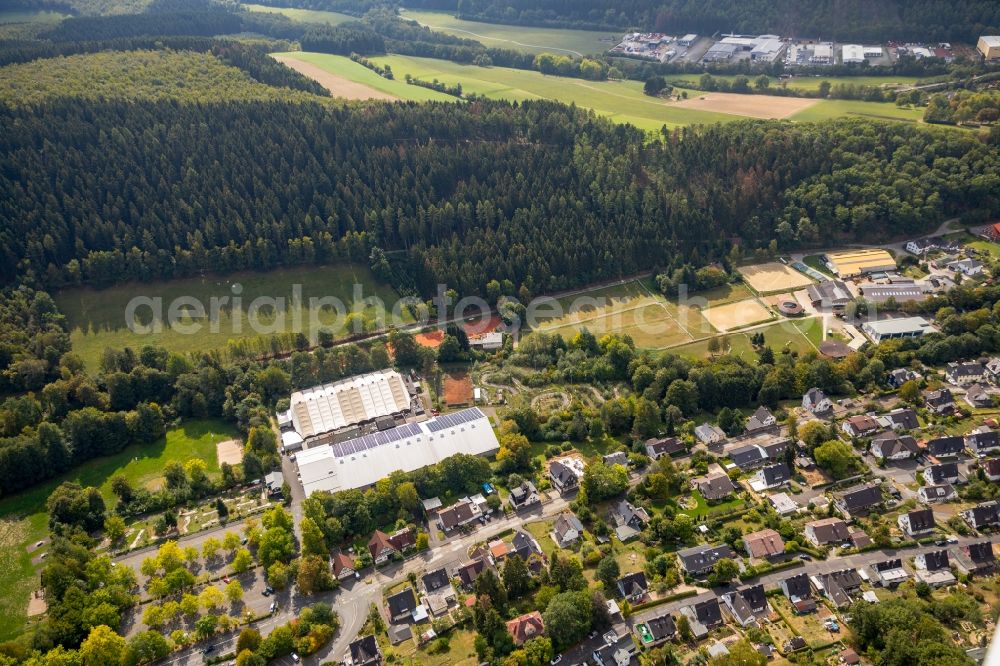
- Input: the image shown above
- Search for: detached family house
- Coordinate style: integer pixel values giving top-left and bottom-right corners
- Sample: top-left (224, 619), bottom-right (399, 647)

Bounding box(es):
top-left (616, 571), bottom-right (649, 602)
top-left (549, 458), bottom-right (585, 493)
top-left (834, 483), bottom-right (882, 518)
top-left (609, 501), bottom-right (650, 542)
top-left (880, 407), bottom-right (919, 431)
top-left (925, 388), bottom-right (957, 415)
top-left (645, 436), bottom-right (686, 459)
top-left (551, 512), bottom-right (584, 548)
top-left (743, 528), bottom-right (785, 560)
top-left (966, 427), bottom-right (1000, 456)
top-left (842, 415), bottom-right (880, 438)
top-left (951, 541), bottom-right (997, 576)
top-left (369, 528), bottom-right (416, 565)
top-left (691, 470), bottom-right (736, 501)
top-left (870, 432), bottom-right (918, 461)
top-left (925, 436), bottom-right (964, 459)
top-left (804, 517), bottom-right (850, 546)
top-left (914, 550), bottom-right (956, 587)
top-left (897, 508), bottom-right (936, 537)
top-left (677, 543), bottom-right (734, 576)
top-left (745, 406), bottom-right (778, 433)
top-left (509, 480), bottom-right (541, 510)
top-left (802, 388), bottom-right (833, 416)
top-left (918, 483), bottom-right (957, 503)
top-left (751, 462), bottom-right (791, 490)
top-left (961, 501), bottom-right (1000, 530)
top-left (925, 462), bottom-right (961, 486)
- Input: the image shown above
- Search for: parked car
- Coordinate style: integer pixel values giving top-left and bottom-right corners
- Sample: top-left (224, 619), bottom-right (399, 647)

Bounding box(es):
top-left (291, 653), bottom-right (300, 663)
top-left (270, 601), bottom-right (277, 613)
top-left (549, 656), bottom-right (562, 665)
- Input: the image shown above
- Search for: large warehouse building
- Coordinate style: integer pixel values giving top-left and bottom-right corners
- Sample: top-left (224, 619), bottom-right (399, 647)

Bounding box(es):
top-left (825, 249), bottom-right (896, 278)
top-left (862, 317), bottom-right (934, 343)
top-left (294, 408), bottom-right (500, 495)
top-left (278, 369), bottom-right (413, 447)
top-left (978, 36), bottom-right (1000, 62)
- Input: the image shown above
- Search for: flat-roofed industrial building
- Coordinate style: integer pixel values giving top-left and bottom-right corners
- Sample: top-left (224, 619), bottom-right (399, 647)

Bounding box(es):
top-left (278, 370), bottom-right (413, 446)
top-left (862, 317), bottom-right (934, 343)
top-left (294, 408), bottom-right (500, 495)
top-left (825, 249), bottom-right (896, 277)
top-left (978, 36), bottom-right (1000, 61)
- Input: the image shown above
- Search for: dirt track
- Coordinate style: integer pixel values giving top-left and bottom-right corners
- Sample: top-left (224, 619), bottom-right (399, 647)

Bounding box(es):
top-left (273, 55), bottom-right (398, 101)
top-left (673, 91), bottom-right (817, 119)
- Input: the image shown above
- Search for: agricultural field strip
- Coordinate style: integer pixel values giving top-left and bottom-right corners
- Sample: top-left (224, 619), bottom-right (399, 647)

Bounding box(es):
top-left (402, 13), bottom-right (585, 56)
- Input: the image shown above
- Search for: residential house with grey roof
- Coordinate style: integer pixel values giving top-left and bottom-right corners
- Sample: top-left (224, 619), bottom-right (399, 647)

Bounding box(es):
top-left (834, 483), bottom-right (882, 518)
top-left (677, 544), bottom-right (734, 575)
top-left (898, 508), bottom-right (936, 537)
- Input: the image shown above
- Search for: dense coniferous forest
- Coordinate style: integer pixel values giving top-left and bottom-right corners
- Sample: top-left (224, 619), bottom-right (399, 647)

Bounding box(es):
top-left (1, 98), bottom-right (998, 297)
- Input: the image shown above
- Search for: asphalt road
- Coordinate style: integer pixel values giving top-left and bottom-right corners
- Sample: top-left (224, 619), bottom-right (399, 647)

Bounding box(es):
top-left (134, 488), bottom-right (575, 665)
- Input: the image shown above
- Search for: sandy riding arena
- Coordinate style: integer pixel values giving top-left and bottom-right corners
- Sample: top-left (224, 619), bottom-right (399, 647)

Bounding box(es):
top-left (216, 439), bottom-right (243, 466)
top-left (673, 92), bottom-right (818, 119)
top-left (738, 262), bottom-right (815, 294)
top-left (702, 299), bottom-right (774, 332)
top-left (273, 56), bottom-right (398, 101)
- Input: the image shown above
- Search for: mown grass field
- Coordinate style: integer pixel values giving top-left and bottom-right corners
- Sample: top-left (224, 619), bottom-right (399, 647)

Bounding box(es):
top-left (0, 9), bottom-right (68, 23)
top-left (399, 9), bottom-right (615, 56)
top-left (54, 264), bottom-right (409, 371)
top-left (789, 98), bottom-right (924, 122)
top-left (270, 51), bottom-right (456, 101)
top-left (242, 3), bottom-right (356, 25)
top-left (672, 316), bottom-right (824, 360)
top-left (0, 419), bottom-right (235, 640)
top-left (369, 54), bottom-right (739, 130)
top-left (528, 279), bottom-right (716, 348)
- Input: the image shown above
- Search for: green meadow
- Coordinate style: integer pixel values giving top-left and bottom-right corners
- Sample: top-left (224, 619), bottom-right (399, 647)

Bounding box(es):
top-left (0, 419), bottom-right (236, 640)
top-left (54, 264), bottom-right (410, 371)
top-left (242, 3), bottom-right (356, 25)
top-left (368, 54), bottom-right (738, 130)
top-left (271, 51), bottom-right (456, 101)
top-left (398, 9), bottom-right (615, 56)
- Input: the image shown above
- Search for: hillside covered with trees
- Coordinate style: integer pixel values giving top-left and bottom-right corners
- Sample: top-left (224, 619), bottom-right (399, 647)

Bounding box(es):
top-left (1, 97), bottom-right (998, 297)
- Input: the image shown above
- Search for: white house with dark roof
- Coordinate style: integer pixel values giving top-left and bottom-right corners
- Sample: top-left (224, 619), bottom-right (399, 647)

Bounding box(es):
top-left (551, 512), bottom-right (584, 548)
top-left (961, 501), bottom-right (1000, 530)
top-left (691, 470), bottom-right (736, 501)
top-left (549, 457), bottom-right (585, 493)
top-left (925, 462), bottom-right (961, 485)
top-left (897, 508), bottom-right (936, 537)
top-left (914, 550), bottom-right (956, 587)
top-left (879, 407), bottom-right (919, 431)
top-left (918, 483), bottom-right (957, 503)
top-left (750, 462), bottom-right (791, 490)
top-left (946, 361), bottom-right (986, 386)
top-left (802, 388), bottom-right (833, 415)
top-left (745, 406), bottom-right (777, 433)
top-left (677, 544), bottom-right (734, 575)
top-left (870, 432), bottom-right (918, 461)
top-left (695, 423), bottom-right (726, 445)
top-left (965, 427), bottom-right (1000, 456)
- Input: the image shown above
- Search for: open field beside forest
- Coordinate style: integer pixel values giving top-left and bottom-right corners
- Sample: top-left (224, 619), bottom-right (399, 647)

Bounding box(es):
top-left (270, 52), bottom-right (455, 101)
top-left (54, 264), bottom-right (410, 371)
top-left (0, 9), bottom-right (68, 23)
top-left (672, 316), bottom-right (824, 359)
top-left (242, 3), bottom-right (356, 25)
top-left (528, 279), bottom-right (716, 348)
top-left (399, 9), bottom-right (615, 56)
top-left (275, 52), bottom-right (937, 130)
top-left (0, 420), bottom-right (235, 641)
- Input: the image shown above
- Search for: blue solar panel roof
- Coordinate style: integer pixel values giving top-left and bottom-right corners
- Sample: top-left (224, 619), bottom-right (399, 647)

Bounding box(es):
top-left (331, 422), bottom-right (422, 457)
top-left (425, 408), bottom-right (485, 433)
